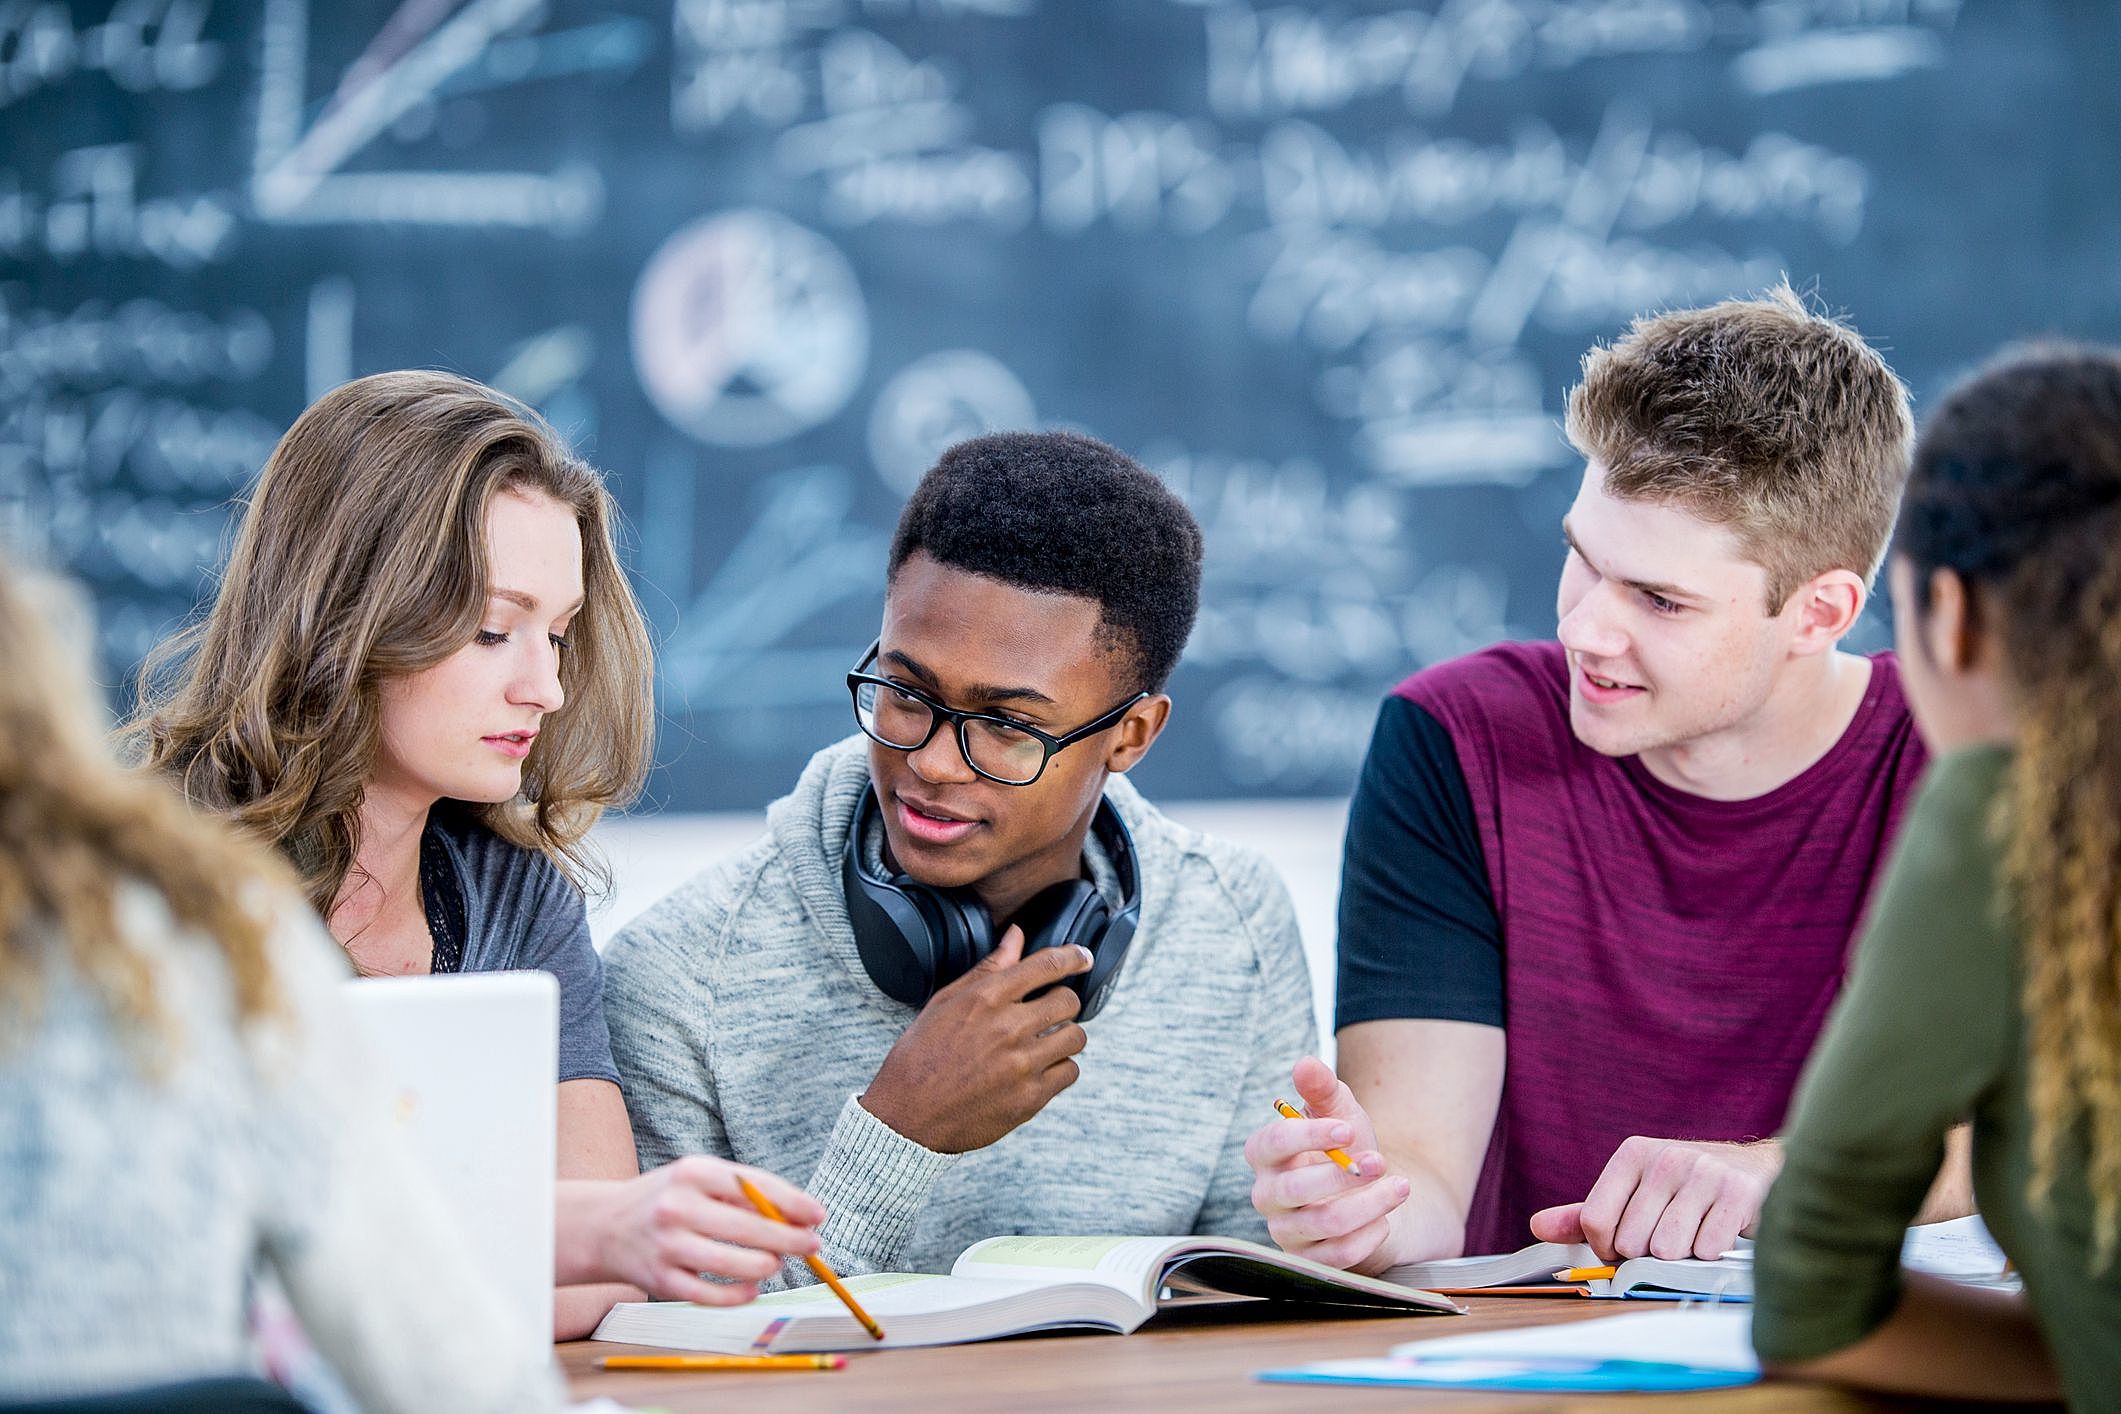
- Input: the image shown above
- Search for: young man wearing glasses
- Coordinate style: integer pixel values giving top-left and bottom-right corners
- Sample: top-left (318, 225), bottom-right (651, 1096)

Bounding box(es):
top-left (602, 431), bottom-right (1313, 1283)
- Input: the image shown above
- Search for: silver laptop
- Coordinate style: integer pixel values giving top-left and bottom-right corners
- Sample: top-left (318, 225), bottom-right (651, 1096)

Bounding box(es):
top-left (344, 971), bottom-right (557, 1362)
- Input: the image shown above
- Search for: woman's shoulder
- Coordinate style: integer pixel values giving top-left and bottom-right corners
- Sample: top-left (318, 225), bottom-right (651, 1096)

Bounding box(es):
top-left (427, 805), bottom-right (596, 980)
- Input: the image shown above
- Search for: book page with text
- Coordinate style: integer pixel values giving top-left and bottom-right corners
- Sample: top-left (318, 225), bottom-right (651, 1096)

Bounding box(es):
top-left (951, 1234), bottom-right (1179, 1306)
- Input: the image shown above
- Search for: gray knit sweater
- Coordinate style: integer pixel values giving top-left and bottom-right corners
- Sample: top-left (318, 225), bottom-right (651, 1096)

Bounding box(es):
top-left (602, 736), bottom-right (1315, 1284)
top-left (0, 886), bottom-right (561, 1410)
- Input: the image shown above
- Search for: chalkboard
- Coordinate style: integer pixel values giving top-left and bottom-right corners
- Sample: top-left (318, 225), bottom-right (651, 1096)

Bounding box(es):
top-left (6, 0), bottom-right (2120, 809)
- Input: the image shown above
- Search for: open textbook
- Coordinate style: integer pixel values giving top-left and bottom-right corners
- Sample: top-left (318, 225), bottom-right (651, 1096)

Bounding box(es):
top-left (1379, 1214), bottom-right (2014, 1301)
top-left (592, 1233), bottom-right (1462, 1353)
top-left (1381, 1244), bottom-right (1750, 1300)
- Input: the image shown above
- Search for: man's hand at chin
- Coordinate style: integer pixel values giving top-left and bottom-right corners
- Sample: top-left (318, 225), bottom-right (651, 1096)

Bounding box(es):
top-left (858, 924), bottom-right (1093, 1153)
top-left (1529, 1136), bottom-right (1782, 1262)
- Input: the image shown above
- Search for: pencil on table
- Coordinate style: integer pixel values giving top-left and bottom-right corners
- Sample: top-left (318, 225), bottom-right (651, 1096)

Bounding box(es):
top-left (1274, 1097), bottom-right (1356, 1172)
top-left (601, 1354), bottom-right (846, 1370)
top-left (735, 1175), bottom-right (886, 1342)
top-left (1555, 1266), bottom-right (1619, 1282)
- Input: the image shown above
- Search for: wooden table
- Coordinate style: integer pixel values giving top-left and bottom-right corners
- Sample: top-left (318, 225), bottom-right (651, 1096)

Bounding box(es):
top-left (563, 1298), bottom-right (1941, 1412)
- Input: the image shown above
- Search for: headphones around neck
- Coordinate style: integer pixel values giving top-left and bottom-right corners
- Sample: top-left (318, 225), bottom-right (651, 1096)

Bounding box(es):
top-left (842, 783), bottom-right (1141, 1020)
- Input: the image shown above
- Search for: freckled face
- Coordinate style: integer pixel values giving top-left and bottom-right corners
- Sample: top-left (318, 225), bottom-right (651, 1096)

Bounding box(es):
top-left (372, 489), bottom-right (584, 807)
top-left (1554, 463), bottom-right (1801, 760)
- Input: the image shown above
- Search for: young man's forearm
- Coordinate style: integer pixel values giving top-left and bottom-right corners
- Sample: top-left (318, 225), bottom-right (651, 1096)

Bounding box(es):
top-left (1911, 1125), bottom-right (1977, 1225)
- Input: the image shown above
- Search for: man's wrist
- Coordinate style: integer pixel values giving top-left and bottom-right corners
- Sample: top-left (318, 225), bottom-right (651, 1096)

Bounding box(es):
top-left (1370, 1171), bottom-right (1471, 1270)
top-left (1723, 1136), bottom-right (1786, 1170)
top-left (856, 1088), bottom-right (926, 1147)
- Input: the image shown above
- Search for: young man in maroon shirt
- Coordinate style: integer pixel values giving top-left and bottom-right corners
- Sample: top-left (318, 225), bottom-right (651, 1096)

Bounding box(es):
top-left (1247, 287), bottom-right (1971, 1271)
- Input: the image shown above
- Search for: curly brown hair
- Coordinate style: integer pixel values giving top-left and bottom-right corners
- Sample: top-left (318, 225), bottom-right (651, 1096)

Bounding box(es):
top-left (1, 557), bottom-right (289, 1044)
top-left (123, 370), bottom-right (654, 918)
top-left (1897, 343), bottom-right (2121, 1266)
top-left (1567, 284), bottom-right (1913, 611)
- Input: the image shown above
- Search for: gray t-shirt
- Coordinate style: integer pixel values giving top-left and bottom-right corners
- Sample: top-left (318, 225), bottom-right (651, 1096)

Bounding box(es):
top-left (426, 806), bottom-right (617, 1085)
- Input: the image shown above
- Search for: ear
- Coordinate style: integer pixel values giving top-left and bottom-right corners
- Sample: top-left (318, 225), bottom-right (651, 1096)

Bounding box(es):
top-left (1921, 566), bottom-right (1980, 674)
top-left (1104, 695), bottom-right (1170, 774)
top-left (1785, 568), bottom-right (1868, 655)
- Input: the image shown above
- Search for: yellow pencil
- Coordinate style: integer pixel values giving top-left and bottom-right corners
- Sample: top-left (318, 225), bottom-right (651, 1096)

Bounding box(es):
top-left (735, 1175), bottom-right (886, 1342)
top-left (1274, 1097), bottom-right (1356, 1172)
top-left (601, 1354), bottom-right (846, 1371)
top-left (1555, 1265), bottom-right (1619, 1282)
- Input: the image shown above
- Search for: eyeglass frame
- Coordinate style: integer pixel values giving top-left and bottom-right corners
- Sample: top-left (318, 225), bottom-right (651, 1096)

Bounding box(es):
top-left (845, 638), bottom-right (1151, 787)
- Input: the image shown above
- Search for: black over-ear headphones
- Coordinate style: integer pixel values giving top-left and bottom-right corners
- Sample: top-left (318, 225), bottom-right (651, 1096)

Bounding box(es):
top-left (842, 783), bottom-right (1140, 1020)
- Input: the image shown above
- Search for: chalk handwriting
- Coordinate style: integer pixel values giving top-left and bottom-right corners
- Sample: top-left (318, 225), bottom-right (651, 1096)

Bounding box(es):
top-left (0, 0), bottom-right (221, 110)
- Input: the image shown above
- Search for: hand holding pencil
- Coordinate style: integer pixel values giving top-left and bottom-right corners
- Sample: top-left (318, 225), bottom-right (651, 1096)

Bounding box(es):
top-left (1243, 1057), bottom-right (1412, 1274)
top-left (737, 1176), bottom-right (885, 1341)
top-left (565, 1156), bottom-right (827, 1308)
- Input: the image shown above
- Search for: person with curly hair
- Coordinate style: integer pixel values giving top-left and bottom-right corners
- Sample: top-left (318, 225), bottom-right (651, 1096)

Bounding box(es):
top-left (1753, 344), bottom-right (2121, 1404)
top-left (127, 370), bottom-right (823, 1338)
top-left (603, 430), bottom-right (1315, 1282)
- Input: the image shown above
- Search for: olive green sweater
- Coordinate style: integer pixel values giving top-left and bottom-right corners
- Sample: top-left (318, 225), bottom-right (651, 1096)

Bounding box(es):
top-left (1754, 745), bottom-right (2121, 1409)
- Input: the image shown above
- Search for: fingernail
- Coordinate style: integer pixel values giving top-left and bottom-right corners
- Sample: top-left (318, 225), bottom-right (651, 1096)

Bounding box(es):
top-left (1074, 945), bottom-right (1094, 966)
top-left (1396, 1177), bottom-right (1411, 1197)
top-left (1329, 1124), bottom-right (1353, 1144)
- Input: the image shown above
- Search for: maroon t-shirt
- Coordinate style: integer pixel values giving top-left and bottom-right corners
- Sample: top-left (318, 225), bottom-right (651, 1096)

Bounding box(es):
top-left (1347, 641), bottom-right (1928, 1255)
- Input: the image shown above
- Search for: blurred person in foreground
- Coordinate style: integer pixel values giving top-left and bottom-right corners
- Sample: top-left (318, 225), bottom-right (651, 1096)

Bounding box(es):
top-left (1753, 345), bottom-right (2121, 1405)
top-left (0, 554), bottom-right (560, 1410)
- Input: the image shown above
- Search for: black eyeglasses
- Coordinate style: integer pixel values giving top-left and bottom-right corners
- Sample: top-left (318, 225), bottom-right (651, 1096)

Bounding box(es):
top-left (847, 639), bottom-right (1148, 787)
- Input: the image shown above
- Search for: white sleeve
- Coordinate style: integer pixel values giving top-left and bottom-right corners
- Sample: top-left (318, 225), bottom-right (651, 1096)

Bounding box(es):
top-left (253, 913), bottom-right (566, 1414)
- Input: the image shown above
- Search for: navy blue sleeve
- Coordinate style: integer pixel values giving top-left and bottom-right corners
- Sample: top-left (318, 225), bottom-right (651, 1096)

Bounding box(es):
top-left (1335, 694), bottom-right (1503, 1031)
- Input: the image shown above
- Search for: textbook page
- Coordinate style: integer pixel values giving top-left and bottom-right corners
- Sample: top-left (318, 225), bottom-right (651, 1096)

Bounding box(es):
top-left (955, 1233), bottom-right (1463, 1312)
top-left (1383, 1242), bottom-right (1755, 1298)
top-left (1601, 1254), bottom-right (1753, 1300)
top-left (597, 1234), bottom-right (1460, 1352)
top-left (591, 1271), bottom-right (1105, 1354)
top-left (951, 1234), bottom-right (1178, 1303)
top-left (1381, 1242), bottom-right (1593, 1289)
top-left (1902, 1215), bottom-right (2016, 1288)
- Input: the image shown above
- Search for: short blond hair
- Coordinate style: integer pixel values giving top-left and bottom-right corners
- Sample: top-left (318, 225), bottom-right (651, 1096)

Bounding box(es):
top-left (1565, 285), bottom-right (1913, 610)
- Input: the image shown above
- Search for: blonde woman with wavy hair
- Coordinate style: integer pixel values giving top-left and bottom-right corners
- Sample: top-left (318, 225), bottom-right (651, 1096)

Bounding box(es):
top-left (129, 370), bottom-right (823, 1339)
top-left (0, 556), bottom-right (561, 1409)
top-left (1753, 345), bottom-right (2121, 1404)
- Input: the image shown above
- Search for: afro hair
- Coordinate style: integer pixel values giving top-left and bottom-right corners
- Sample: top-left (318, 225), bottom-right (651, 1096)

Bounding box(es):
top-left (887, 430), bottom-right (1202, 693)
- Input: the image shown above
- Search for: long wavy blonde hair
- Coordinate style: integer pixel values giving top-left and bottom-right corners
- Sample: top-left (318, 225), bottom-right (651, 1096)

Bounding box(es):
top-left (124, 370), bottom-right (654, 917)
top-left (1898, 344), bottom-right (2121, 1265)
top-left (0, 556), bottom-right (287, 1040)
